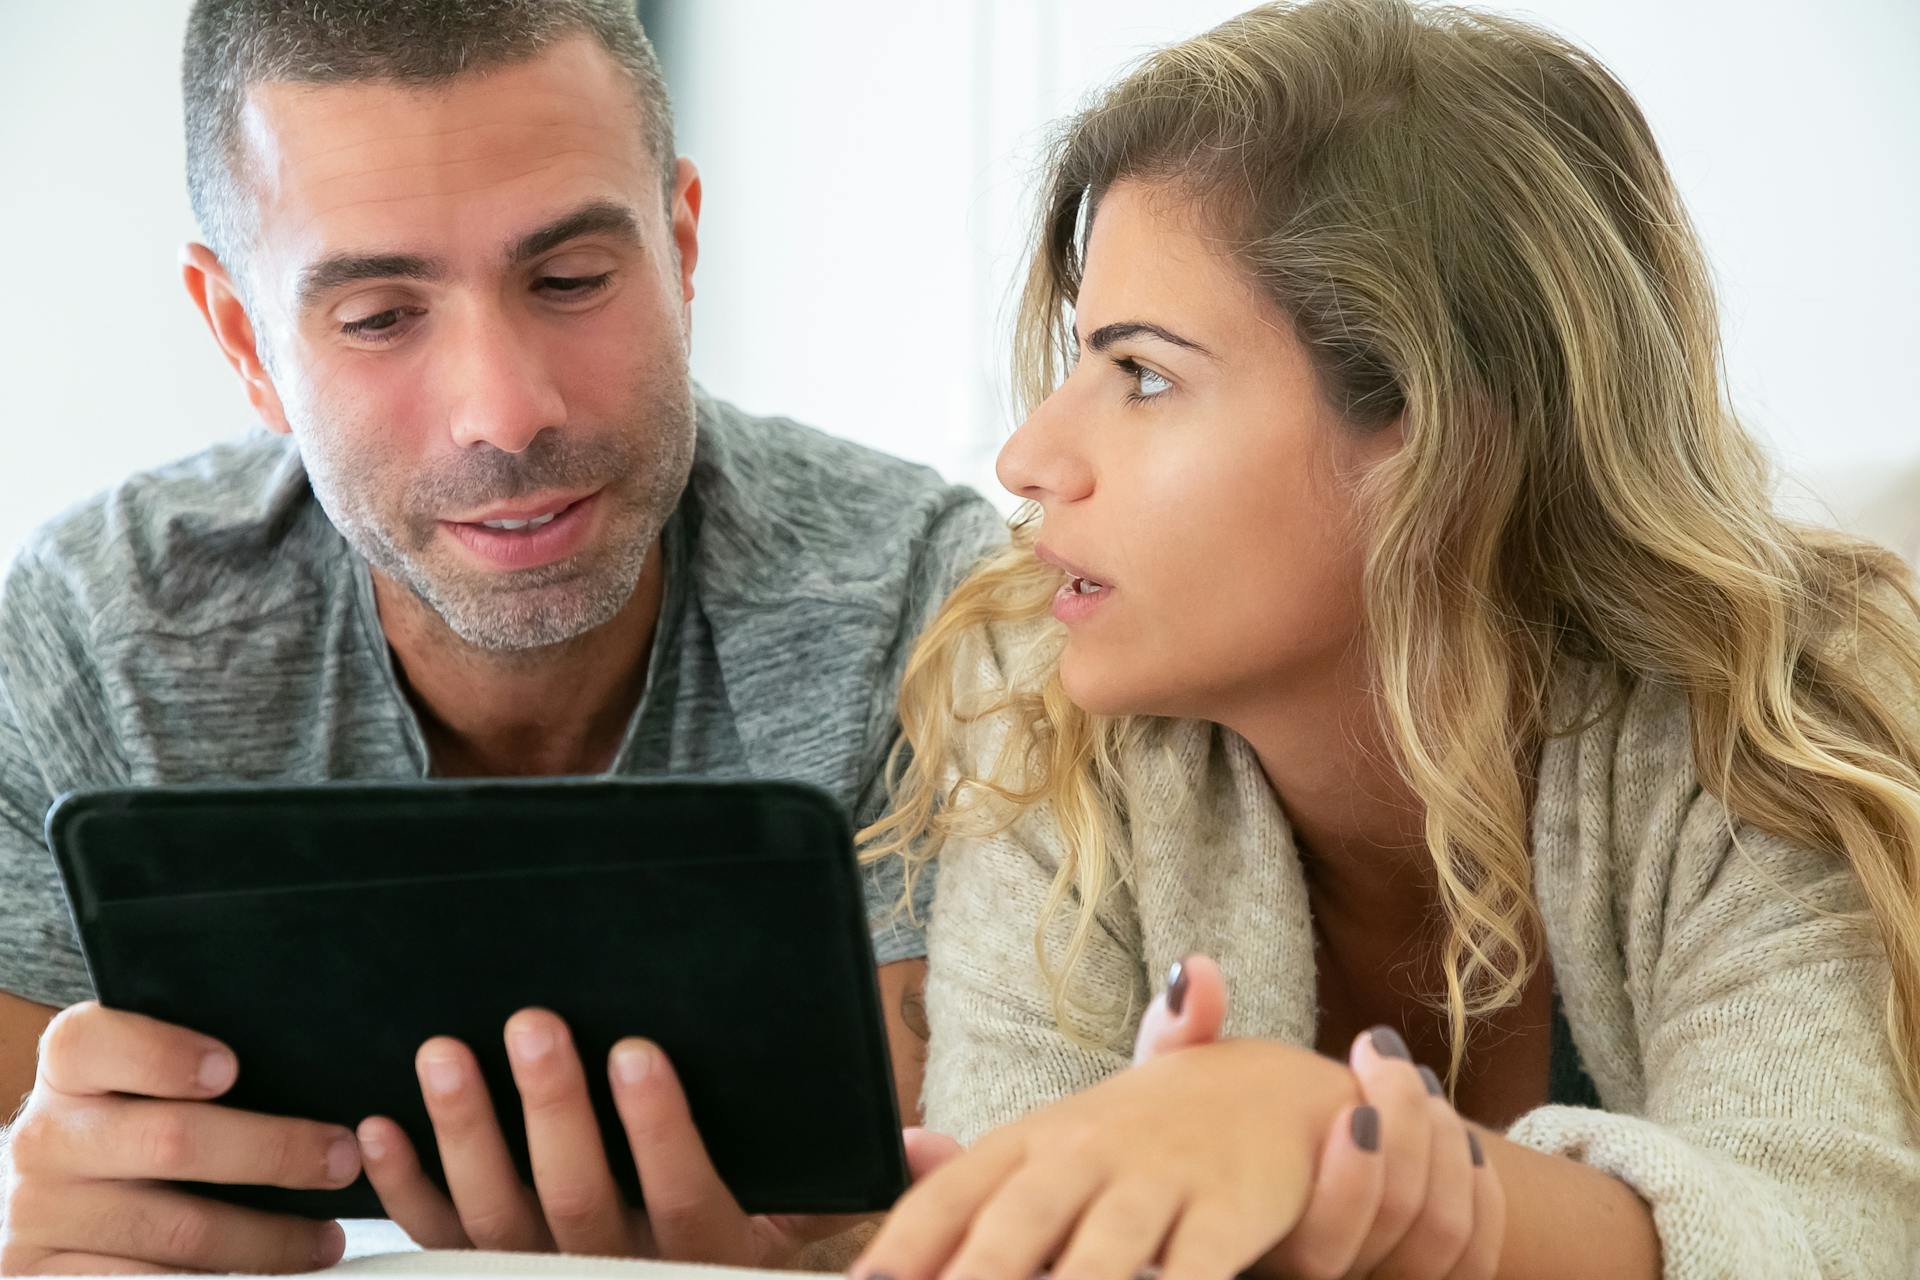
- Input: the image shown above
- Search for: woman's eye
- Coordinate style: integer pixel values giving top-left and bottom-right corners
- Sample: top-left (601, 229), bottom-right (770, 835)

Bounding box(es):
top-left (1116, 357), bottom-right (1173, 402)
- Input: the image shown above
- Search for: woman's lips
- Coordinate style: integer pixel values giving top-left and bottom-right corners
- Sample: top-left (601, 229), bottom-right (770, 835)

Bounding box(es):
top-left (443, 492), bottom-right (600, 571)
top-left (1036, 544), bottom-right (1115, 625)
top-left (1034, 542), bottom-right (1114, 590)
top-left (1051, 573), bottom-right (1112, 625)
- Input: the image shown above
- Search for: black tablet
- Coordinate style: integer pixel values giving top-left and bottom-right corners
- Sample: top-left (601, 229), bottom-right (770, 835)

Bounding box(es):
top-left (45, 777), bottom-right (910, 1221)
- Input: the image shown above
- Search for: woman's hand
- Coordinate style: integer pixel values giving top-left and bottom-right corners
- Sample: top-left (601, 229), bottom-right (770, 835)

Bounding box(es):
top-left (852, 1035), bottom-right (1354, 1280)
top-left (1133, 957), bottom-right (1507, 1279)
top-left (1261, 1025), bottom-right (1504, 1280)
top-left (358, 1009), bottom-right (863, 1266)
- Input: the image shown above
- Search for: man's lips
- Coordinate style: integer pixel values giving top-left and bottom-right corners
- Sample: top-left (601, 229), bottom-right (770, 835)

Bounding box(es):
top-left (441, 491), bottom-right (602, 571)
top-left (446, 491), bottom-right (598, 526)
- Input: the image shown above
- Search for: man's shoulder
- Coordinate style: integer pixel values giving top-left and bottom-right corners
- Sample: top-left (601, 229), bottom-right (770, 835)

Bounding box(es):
top-left (3, 432), bottom-right (337, 644)
top-left (690, 394), bottom-right (1006, 607)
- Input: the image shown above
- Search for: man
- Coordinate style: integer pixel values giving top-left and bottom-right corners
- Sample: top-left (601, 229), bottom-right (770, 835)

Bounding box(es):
top-left (0, 1), bottom-right (1000, 1272)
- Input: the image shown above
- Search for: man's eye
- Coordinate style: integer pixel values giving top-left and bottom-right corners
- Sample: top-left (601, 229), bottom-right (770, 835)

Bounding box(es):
top-left (340, 310), bottom-right (406, 338)
top-left (539, 273), bottom-right (615, 296)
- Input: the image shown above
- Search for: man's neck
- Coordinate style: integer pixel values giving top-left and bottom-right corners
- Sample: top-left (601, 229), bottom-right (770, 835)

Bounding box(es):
top-left (372, 545), bottom-right (668, 778)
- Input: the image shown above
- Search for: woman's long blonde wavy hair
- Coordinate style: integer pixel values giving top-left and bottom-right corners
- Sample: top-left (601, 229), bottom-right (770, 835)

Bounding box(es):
top-left (861, 0), bottom-right (1920, 1106)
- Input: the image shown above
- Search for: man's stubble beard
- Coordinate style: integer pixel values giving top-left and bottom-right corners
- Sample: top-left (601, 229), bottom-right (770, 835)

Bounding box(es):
top-left (296, 375), bottom-right (697, 655)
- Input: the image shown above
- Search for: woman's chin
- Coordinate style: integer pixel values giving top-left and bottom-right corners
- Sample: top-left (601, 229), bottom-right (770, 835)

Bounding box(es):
top-left (1058, 645), bottom-right (1160, 719)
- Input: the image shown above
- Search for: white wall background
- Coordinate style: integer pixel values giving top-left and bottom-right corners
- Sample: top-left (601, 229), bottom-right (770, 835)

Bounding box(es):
top-left (3, 0), bottom-right (1918, 565)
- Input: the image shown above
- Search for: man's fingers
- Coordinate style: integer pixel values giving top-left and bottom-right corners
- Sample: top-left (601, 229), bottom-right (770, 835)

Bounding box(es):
top-left (608, 1039), bottom-right (750, 1264)
top-left (1131, 954), bottom-right (1227, 1066)
top-left (9, 1094), bottom-right (359, 1191)
top-left (14, 1253), bottom-right (194, 1276)
top-left (416, 1036), bottom-right (552, 1253)
top-left (35, 1003), bottom-right (236, 1101)
top-left (505, 1009), bottom-right (631, 1257)
top-left (6, 1178), bottom-right (344, 1275)
top-left (358, 1115), bottom-right (470, 1250)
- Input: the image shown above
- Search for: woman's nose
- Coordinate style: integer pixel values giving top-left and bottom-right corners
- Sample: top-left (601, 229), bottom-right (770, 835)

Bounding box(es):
top-left (996, 391), bottom-right (1094, 507)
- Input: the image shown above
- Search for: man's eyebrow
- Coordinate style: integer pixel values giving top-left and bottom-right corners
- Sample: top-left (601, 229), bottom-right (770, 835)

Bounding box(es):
top-left (295, 201), bottom-right (646, 315)
top-left (506, 200), bottom-right (645, 266)
top-left (297, 253), bottom-right (443, 315)
top-left (1077, 321), bottom-right (1218, 360)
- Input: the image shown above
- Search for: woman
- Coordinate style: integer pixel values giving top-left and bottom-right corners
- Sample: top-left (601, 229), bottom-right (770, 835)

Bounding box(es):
top-left (854, 1), bottom-right (1920, 1277)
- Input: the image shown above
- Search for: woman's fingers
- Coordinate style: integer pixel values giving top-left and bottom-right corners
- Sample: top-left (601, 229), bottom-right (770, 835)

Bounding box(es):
top-left (1371, 1094), bottom-right (1475, 1279)
top-left (415, 1036), bottom-right (552, 1252)
top-left (1045, 1178), bottom-right (1183, 1280)
top-left (1158, 1198), bottom-right (1274, 1280)
top-left (1261, 1102), bottom-right (1387, 1279)
top-left (1131, 955), bottom-right (1228, 1066)
top-left (901, 1126), bottom-right (965, 1182)
top-left (1343, 1027), bottom-right (1434, 1274)
top-left (1446, 1131), bottom-right (1506, 1280)
top-left (358, 1115), bottom-right (470, 1250)
top-left (851, 1133), bottom-right (1026, 1280)
top-left (934, 1155), bottom-right (1107, 1280)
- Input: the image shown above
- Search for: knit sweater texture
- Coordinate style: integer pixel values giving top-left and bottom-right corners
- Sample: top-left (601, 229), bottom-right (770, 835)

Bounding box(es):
top-left (921, 625), bottom-right (1920, 1279)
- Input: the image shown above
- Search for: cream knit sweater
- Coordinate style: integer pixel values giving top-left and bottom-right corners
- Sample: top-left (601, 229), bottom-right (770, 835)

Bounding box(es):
top-left (920, 630), bottom-right (1920, 1279)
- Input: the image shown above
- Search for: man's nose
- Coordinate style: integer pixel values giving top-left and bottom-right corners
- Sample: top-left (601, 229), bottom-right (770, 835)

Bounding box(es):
top-left (443, 311), bottom-right (567, 454)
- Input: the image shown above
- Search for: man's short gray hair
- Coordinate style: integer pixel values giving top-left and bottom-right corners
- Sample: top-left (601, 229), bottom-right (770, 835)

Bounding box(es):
top-left (182, 0), bottom-right (677, 298)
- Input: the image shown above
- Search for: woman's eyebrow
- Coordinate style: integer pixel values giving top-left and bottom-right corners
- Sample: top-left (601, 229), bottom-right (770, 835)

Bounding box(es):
top-left (1077, 321), bottom-right (1218, 360)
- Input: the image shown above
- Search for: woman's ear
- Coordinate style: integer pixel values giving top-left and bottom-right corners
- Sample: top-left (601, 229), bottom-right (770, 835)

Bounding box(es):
top-left (180, 242), bottom-right (293, 435)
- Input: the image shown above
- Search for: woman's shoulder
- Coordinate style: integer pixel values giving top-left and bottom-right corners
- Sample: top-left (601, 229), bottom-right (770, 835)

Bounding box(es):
top-left (1536, 663), bottom-right (1871, 928)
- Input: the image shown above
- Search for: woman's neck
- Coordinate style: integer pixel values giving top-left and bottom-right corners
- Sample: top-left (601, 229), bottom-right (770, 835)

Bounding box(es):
top-left (1222, 646), bottom-right (1435, 920)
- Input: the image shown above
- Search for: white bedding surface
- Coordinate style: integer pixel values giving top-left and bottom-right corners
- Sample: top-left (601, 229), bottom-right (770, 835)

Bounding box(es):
top-left (327, 1222), bottom-right (795, 1280)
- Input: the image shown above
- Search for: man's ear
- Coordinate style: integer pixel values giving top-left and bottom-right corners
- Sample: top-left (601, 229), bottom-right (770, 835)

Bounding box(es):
top-left (180, 243), bottom-right (292, 435)
top-left (668, 157), bottom-right (701, 339)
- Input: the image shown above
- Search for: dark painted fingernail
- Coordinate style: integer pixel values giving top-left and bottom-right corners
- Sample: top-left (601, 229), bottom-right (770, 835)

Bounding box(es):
top-left (1350, 1104), bottom-right (1381, 1153)
top-left (1369, 1025), bottom-right (1410, 1060)
top-left (1468, 1131), bottom-right (1485, 1167)
top-left (1417, 1065), bottom-right (1444, 1096)
top-left (1166, 960), bottom-right (1189, 1016)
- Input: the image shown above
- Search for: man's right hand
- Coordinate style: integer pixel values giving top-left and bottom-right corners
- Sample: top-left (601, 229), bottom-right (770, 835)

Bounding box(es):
top-left (0, 1002), bottom-right (361, 1275)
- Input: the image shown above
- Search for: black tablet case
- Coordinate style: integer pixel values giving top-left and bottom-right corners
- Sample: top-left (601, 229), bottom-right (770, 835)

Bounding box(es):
top-left (46, 778), bottom-right (910, 1221)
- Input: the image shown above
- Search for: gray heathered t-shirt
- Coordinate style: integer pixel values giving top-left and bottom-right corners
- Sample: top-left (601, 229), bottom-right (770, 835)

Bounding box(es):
top-left (0, 392), bottom-right (1005, 1008)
